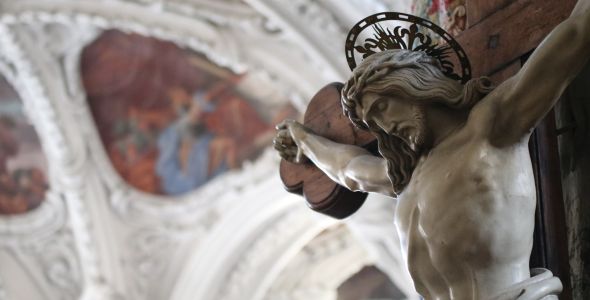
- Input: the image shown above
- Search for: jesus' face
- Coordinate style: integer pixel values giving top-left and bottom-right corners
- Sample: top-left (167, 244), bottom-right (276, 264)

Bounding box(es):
top-left (361, 92), bottom-right (431, 153)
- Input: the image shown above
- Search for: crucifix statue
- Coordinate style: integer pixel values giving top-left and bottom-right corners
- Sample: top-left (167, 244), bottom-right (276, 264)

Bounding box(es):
top-left (274, 1), bottom-right (590, 299)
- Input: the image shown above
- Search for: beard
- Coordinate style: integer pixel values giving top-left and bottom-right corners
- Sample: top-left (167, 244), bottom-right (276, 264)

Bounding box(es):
top-left (374, 107), bottom-right (429, 194)
top-left (375, 131), bottom-right (419, 194)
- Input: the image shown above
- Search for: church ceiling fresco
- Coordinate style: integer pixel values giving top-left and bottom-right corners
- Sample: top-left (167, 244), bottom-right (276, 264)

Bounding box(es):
top-left (81, 30), bottom-right (297, 196)
top-left (0, 77), bottom-right (48, 215)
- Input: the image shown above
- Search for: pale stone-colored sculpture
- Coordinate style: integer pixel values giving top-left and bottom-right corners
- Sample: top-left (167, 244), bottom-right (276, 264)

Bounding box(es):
top-left (274, 1), bottom-right (590, 299)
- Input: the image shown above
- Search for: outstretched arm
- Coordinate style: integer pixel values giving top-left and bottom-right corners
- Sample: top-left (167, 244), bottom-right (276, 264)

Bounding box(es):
top-left (274, 120), bottom-right (394, 197)
top-left (486, 0), bottom-right (590, 146)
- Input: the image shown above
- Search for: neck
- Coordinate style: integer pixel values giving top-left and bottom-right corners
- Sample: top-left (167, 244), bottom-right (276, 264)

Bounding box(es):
top-left (425, 104), bottom-right (469, 148)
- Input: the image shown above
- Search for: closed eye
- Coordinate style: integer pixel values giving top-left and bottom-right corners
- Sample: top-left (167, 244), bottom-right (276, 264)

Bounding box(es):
top-left (375, 100), bottom-right (388, 111)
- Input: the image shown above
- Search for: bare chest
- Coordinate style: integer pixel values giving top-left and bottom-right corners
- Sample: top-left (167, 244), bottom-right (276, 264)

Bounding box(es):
top-left (394, 140), bottom-right (536, 246)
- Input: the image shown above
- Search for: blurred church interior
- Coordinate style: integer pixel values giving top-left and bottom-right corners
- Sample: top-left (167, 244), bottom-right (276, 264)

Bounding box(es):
top-left (0, 0), bottom-right (588, 300)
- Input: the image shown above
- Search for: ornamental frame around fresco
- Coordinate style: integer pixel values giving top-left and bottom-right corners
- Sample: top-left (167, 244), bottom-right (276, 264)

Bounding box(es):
top-left (0, 0), bottom-right (347, 220)
top-left (0, 1), bottom-right (324, 228)
top-left (0, 22), bottom-right (84, 300)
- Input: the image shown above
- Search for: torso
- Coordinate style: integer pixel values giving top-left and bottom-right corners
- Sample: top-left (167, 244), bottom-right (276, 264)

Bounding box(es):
top-left (394, 113), bottom-right (536, 299)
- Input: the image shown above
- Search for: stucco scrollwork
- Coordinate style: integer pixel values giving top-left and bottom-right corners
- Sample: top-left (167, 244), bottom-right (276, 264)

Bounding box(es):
top-left (0, 23), bottom-right (69, 243)
top-left (0, 192), bottom-right (66, 248)
top-left (0, 22), bottom-right (87, 300)
top-left (32, 230), bottom-right (82, 300)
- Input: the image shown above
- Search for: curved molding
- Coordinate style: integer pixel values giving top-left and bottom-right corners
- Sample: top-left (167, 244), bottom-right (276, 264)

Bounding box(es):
top-left (0, 22), bottom-right (89, 299)
top-left (262, 225), bottom-right (371, 300)
top-left (0, 1), bottom-right (229, 69)
top-left (0, 24), bottom-right (69, 243)
top-left (0, 192), bottom-right (66, 247)
top-left (1, 226), bottom-right (83, 300)
top-left (170, 177), bottom-right (341, 300)
top-left (219, 208), bottom-right (339, 300)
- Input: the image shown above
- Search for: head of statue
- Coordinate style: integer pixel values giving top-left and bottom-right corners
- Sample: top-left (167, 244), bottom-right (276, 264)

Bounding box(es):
top-left (341, 49), bottom-right (494, 194)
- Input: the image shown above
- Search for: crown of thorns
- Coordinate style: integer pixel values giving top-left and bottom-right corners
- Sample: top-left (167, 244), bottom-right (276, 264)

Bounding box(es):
top-left (345, 12), bottom-right (471, 83)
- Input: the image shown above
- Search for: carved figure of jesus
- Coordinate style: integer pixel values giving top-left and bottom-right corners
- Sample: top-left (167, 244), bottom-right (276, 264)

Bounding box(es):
top-left (274, 2), bottom-right (590, 299)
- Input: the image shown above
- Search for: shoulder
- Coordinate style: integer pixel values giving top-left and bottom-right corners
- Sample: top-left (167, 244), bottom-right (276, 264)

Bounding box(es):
top-left (463, 77), bottom-right (523, 145)
top-left (463, 90), bottom-right (501, 136)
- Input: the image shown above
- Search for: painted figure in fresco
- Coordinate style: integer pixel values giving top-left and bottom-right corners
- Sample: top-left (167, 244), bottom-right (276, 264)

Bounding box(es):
top-left (274, 1), bottom-right (590, 299)
top-left (156, 87), bottom-right (236, 195)
top-left (0, 116), bottom-right (47, 214)
top-left (109, 107), bottom-right (161, 193)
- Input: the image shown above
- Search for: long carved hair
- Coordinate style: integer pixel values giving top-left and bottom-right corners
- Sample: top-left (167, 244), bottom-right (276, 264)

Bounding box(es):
top-left (341, 49), bottom-right (494, 194)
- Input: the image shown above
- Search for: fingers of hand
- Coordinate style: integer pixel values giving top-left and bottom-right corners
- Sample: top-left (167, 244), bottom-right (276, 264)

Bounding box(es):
top-left (274, 120), bottom-right (306, 163)
top-left (274, 140), bottom-right (298, 154)
top-left (279, 132), bottom-right (294, 146)
top-left (275, 146), bottom-right (298, 162)
top-left (273, 132), bottom-right (300, 162)
top-left (274, 130), bottom-right (295, 146)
